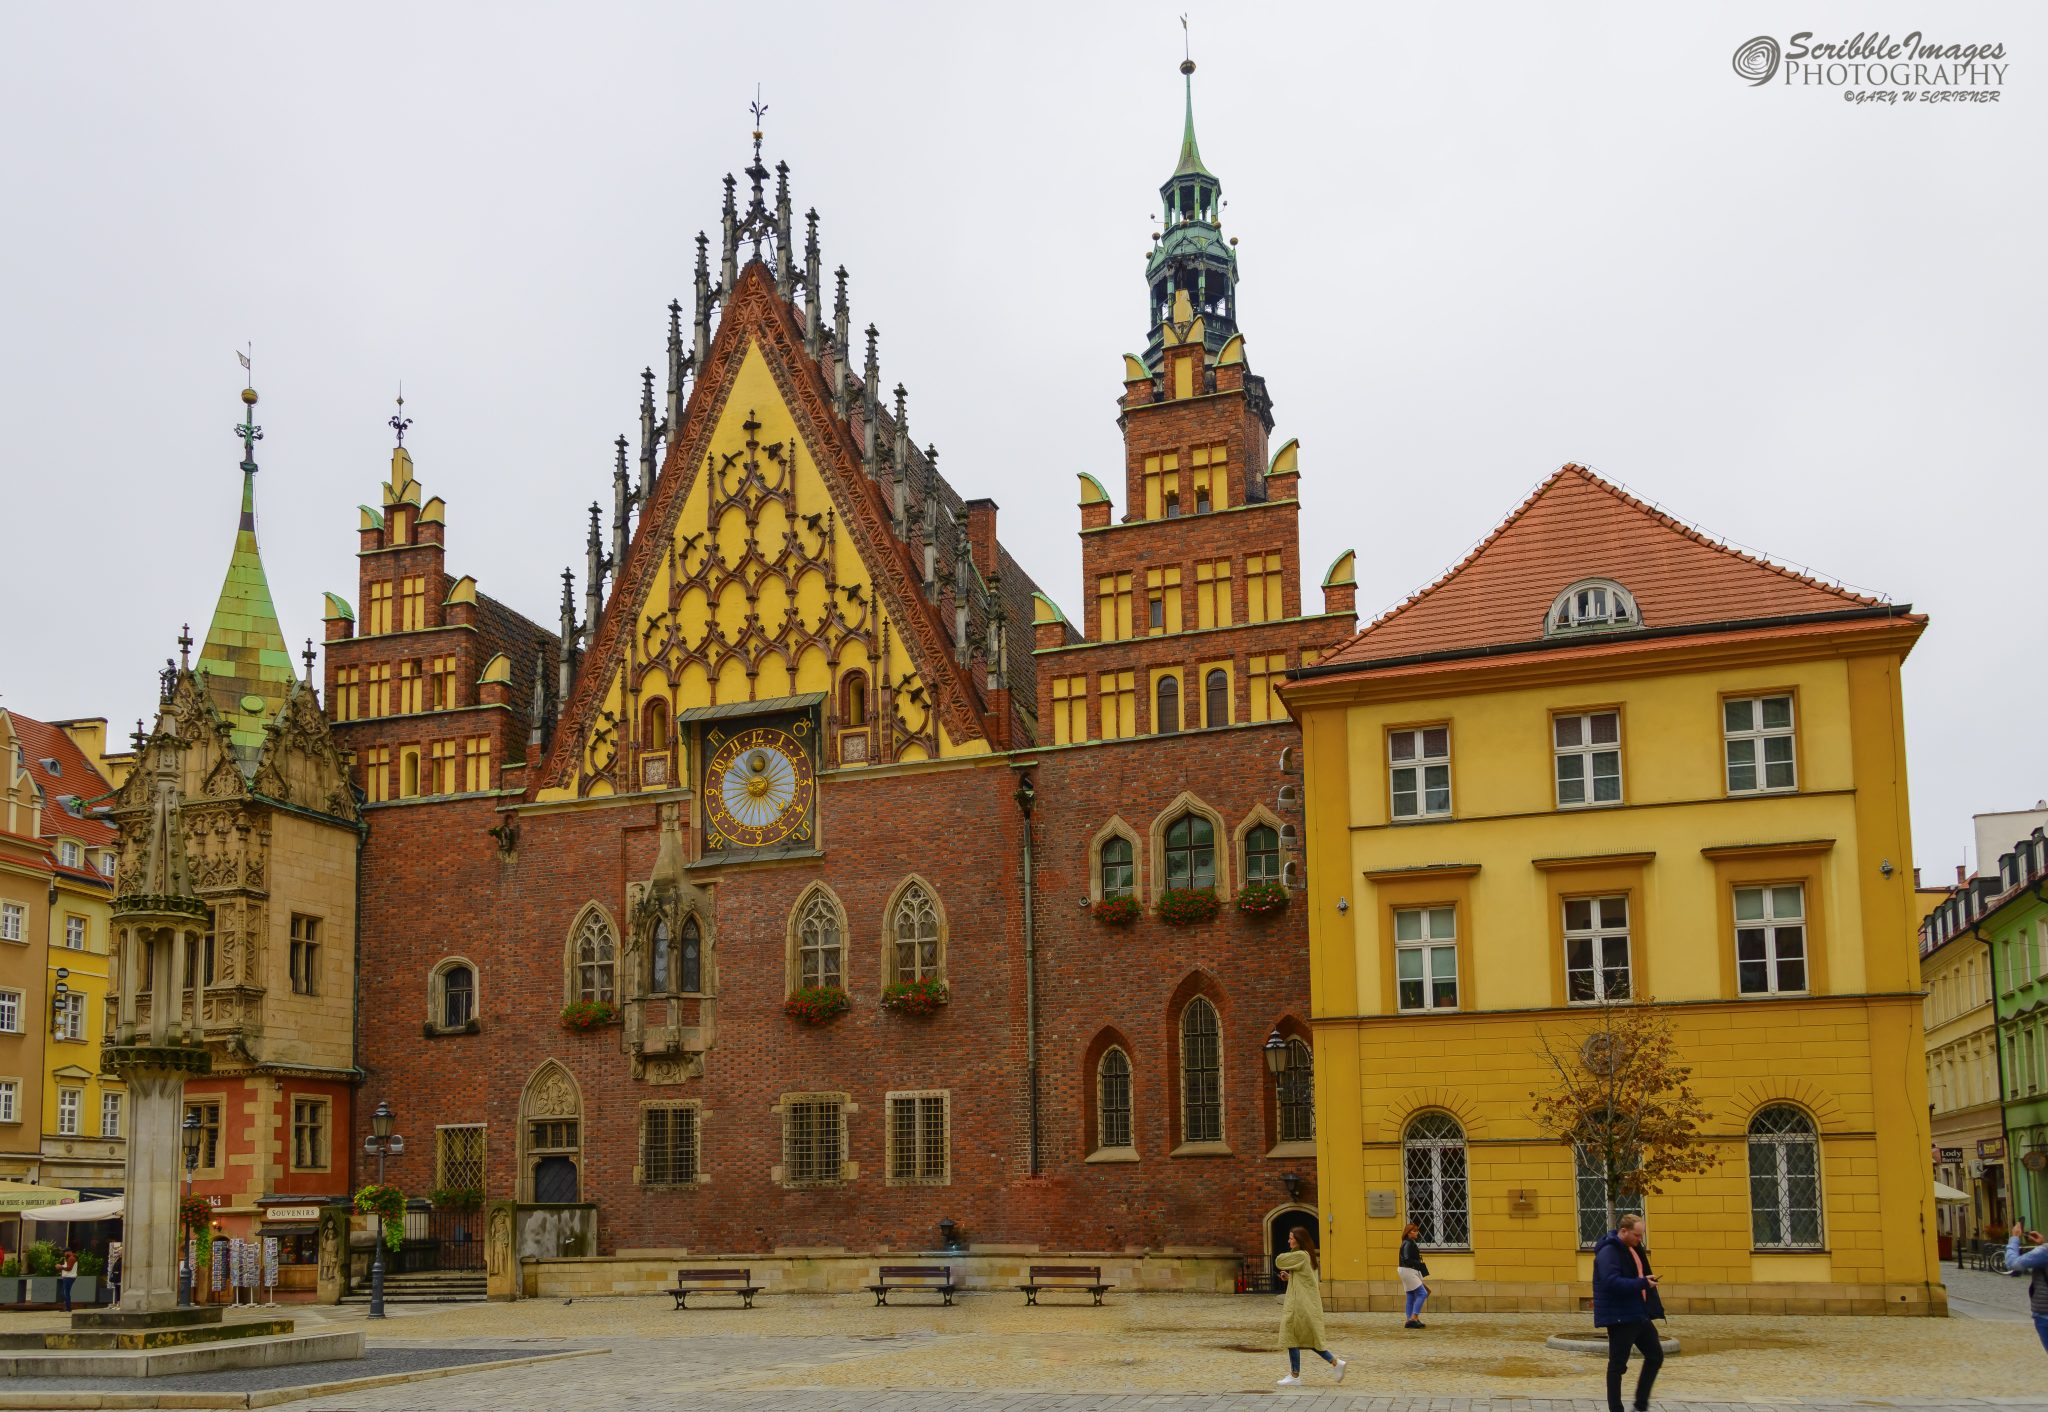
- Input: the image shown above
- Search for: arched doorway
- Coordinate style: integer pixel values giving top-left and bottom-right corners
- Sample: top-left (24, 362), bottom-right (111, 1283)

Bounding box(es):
top-left (520, 1061), bottom-right (582, 1203)
top-left (1267, 1206), bottom-right (1320, 1286)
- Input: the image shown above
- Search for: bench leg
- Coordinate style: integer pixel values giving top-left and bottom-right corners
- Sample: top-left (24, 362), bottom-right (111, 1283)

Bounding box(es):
top-left (674, 1294), bottom-right (687, 1310)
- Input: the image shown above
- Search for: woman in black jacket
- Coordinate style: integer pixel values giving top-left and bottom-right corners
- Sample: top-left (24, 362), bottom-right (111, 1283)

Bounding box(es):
top-left (1397, 1221), bottom-right (1431, 1328)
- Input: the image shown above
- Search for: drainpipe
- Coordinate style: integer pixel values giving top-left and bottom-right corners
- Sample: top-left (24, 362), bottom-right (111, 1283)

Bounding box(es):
top-left (1015, 771), bottom-right (1038, 1175)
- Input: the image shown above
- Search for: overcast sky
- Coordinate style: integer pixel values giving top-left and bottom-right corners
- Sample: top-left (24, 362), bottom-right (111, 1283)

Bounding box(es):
top-left (3, 3), bottom-right (2040, 876)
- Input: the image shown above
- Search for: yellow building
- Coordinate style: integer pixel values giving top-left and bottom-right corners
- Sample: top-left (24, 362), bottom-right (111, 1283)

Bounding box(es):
top-left (0, 718), bottom-right (52, 1184)
top-left (1287, 465), bottom-right (1942, 1315)
top-left (1920, 885), bottom-right (2002, 1249)
top-left (1, 711), bottom-right (125, 1195)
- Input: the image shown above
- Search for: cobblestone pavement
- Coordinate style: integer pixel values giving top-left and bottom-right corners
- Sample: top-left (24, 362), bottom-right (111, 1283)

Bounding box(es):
top-left (269, 1291), bottom-right (2048, 1411)
top-left (1944, 1262), bottom-right (2034, 1322)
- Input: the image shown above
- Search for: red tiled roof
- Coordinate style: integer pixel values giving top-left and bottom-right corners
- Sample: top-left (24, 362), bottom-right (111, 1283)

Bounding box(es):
top-left (1318, 464), bottom-right (1890, 671)
top-left (7, 714), bottom-right (118, 847)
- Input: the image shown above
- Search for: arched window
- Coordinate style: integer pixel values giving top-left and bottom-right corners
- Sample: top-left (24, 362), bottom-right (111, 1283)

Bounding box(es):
top-left (1546, 579), bottom-right (1639, 635)
top-left (1155, 676), bottom-right (1180, 734)
top-left (842, 671), bottom-right (868, 728)
top-left (1748, 1105), bottom-right (1823, 1248)
top-left (1245, 824), bottom-right (1280, 884)
top-left (643, 699), bottom-right (670, 753)
top-left (890, 881), bottom-right (942, 983)
top-left (1574, 1141), bottom-right (1644, 1248)
top-left (1403, 1113), bottom-right (1470, 1248)
top-left (400, 748), bottom-right (421, 798)
top-left (795, 890), bottom-right (844, 991)
top-left (1100, 836), bottom-right (1135, 900)
top-left (1204, 669), bottom-right (1228, 729)
top-left (651, 919), bottom-right (672, 993)
top-left (1098, 1047), bottom-right (1133, 1151)
top-left (1276, 1036), bottom-right (1314, 1143)
top-left (1164, 814), bottom-right (1215, 891)
top-left (572, 909), bottom-right (616, 1004)
top-left (680, 916), bottom-right (702, 994)
top-left (431, 961), bottom-right (476, 1032)
top-left (1179, 997), bottom-right (1222, 1144)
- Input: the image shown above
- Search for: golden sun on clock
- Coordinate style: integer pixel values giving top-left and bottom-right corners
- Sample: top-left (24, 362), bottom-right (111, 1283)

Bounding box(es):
top-left (702, 726), bottom-right (815, 849)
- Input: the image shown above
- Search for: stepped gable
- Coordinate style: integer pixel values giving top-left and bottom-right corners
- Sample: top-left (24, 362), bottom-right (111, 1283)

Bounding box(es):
top-left (1318, 463), bottom-right (1903, 672)
top-left (537, 259), bottom-right (1032, 792)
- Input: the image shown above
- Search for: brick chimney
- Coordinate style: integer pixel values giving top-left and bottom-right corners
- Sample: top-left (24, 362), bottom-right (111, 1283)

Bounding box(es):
top-left (964, 499), bottom-right (1000, 581)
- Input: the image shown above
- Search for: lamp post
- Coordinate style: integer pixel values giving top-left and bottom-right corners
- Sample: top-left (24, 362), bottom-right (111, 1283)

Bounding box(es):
top-left (365, 1100), bottom-right (399, 1320)
top-left (179, 1112), bottom-right (202, 1305)
top-left (1263, 1027), bottom-right (1288, 1078)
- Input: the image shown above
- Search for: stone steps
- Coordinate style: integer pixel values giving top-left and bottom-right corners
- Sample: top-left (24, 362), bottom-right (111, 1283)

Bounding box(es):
top-left (339, 1270), bottom-right (488, 1304)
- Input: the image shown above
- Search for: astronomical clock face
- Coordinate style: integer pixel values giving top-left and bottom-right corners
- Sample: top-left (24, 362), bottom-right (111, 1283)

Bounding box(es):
top-left (701, 721), bottom-right (816, 852)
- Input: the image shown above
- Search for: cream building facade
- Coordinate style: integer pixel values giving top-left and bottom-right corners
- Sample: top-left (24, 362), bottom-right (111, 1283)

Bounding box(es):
top-left (1921, 919), bottom-right (2003, 1246)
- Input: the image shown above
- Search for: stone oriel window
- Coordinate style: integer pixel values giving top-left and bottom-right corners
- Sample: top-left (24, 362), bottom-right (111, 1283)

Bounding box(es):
top-left (790, 887), bottom-right (845, 993)
top-left (1179, 998), bottom-right (1223, 1144)
top-left (887, 881), bottom-right (943, 984)
top-left (679, 916), bottom-right (703, 994)
top-left (568, 908), bottom-right (617, 1005)
top-left (885, 1090), bottom-right (949, 1186)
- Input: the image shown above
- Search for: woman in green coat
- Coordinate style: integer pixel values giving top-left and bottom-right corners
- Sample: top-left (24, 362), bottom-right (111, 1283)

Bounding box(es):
top-left (1274, 1228), bottom-right (1349, 1386)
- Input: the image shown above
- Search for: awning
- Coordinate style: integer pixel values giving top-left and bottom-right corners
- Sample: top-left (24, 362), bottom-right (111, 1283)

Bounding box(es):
top-left (259, 1224), bottom-right (315, 1238)
top-left (23, 1196), bottom-right (123, 1222)
top-left (0, 1181), bottom-right (80, 1211)
top-left (1934, 1182), bottom-right (1972, 1204)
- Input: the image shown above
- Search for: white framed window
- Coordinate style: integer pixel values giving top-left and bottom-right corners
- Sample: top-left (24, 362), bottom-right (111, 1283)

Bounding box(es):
top-left (0, 1080), bottom-right (19, 1124)
top-left (886, 1090), bottom-right (950, 1185)
top-left (1565, 896), bottom-right (1632, 1002)
top-left (101, 1090), bottom-right (121, 1138)
top-left (0, 990), bottom-right (18, 1033)
top-left (57, 1086), bottom-right (81, 1136)
top-left (1395, 906), bottom-right (1459, 1011)
top-left (1735, 884), bottom-right (1807, 995)
top-left (1724, 694), bottom-right (1796, 794)
top-left (1547, 579), bottom-right (1638, 635)
top-left (0, 903), bottom-right (23, 942)
top-left (1554, 711), bottom-right (1621, 807)
top-left (58, 841), bottom-right (80, 869)
top-left (56, 991), bottom-right (84, 1041)
top-left (96, 852), bottom-right (115, 878)
top-left (64, 916), bottom-right (85, 950)
top-left (1389, 727), bottom-right (1451, 820)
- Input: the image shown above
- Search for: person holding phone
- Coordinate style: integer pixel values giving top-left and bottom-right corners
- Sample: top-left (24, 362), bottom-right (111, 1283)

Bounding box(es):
top-left (2004, 1224), bottom-right (2048, 1350)
top-left (1591, 1214), bottom-right (1665, 1412)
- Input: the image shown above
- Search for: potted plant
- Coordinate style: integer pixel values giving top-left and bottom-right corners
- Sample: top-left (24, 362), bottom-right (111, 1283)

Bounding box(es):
top-left (1092, 896), bottom-right (1141, 927)
top-left (1236, 880), bottom-right (1289, 917)
top-left (1156, 887), bottom-right (1221, 926)
top-left (784, 985), bottom-right (851, 1026)
top-left (354, 1183), bottom-right (407, 1254)
top-left (880, 979), bottom-right (949, 1016)
top-left (24, 1240), bottom-right (58, 1305)
top-left (73, 1250), bottom-right (102, 1304)
top-left (0, 1254), bottom-right (21, 1305)
top-left (559, 999), bottom-right (616, 1032)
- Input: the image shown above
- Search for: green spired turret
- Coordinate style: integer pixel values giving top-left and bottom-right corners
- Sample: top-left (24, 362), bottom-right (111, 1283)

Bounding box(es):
top-left (195, 384), bottom-right (299, 771)
top-left (1144, 56), bottom-right (1239, 370)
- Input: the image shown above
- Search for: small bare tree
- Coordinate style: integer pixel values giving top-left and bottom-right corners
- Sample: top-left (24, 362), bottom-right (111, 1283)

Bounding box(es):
top-left (1530, 997), bottom-right (1718, 1234)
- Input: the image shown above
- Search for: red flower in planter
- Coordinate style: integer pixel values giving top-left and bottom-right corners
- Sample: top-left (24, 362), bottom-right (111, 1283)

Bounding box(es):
top-left (559, 1000), bottom-right (617, 1031)
top-left (1156, 888), bottom-right (1221, 926)
top-left (784, 986), bottom-right (851, 1026)
top-left (1236, 881), bottom-right (1290, 917)
top-left (880, 979), bottom-right (950, 1015)
top-left (1092, 896), bottom-right (1142, 927)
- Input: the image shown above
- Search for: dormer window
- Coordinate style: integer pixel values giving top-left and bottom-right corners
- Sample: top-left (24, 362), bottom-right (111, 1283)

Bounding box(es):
top-left (1546, 579), bottom-right (1639, 636)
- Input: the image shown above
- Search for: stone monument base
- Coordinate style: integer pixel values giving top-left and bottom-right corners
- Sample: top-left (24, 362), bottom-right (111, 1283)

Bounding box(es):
top-left (0, 1328), bottom-right (364, 1377)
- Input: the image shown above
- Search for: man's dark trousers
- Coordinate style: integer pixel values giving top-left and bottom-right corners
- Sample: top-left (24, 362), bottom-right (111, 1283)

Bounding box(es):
top-left (1606, 1319), bottom-right (1663, 1412)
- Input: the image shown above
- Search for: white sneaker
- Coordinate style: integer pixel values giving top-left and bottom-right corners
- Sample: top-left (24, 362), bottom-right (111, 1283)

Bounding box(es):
top-left (1276, 1374), bottom-right (1303, 1386)
top-left (1334, 1356), bottom-right (1349, 1383)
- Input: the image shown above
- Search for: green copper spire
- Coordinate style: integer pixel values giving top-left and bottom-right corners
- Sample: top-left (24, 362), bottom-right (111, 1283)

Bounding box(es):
top-left (196, 384), bottom-right (298, 772)
top-left (1173, 58), bottom-right (1212, 179)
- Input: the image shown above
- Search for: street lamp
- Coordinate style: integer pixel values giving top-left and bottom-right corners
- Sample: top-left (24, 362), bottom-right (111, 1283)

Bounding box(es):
top-left (365, 1100), bottom-right (399, 1320)
top-left (1263, 1028), bottom-right (1288, 1076)
top-left (179, 1111), bottom-right (202, 1305)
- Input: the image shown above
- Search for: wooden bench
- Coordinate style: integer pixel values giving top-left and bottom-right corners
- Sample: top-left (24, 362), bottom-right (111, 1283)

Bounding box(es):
top-left (666, 1267), bottom-right (763, 1309)
top-left (866, 1264), bottom-right (956, 1306)
top-left (1017, 1264), bottom-right (1114, 1306)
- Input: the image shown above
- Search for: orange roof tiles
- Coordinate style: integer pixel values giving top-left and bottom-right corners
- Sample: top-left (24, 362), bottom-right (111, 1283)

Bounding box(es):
top-left (1317, 464), bottom-right (1897, 672)
top-left (8, 714), bottom-right (118, 847)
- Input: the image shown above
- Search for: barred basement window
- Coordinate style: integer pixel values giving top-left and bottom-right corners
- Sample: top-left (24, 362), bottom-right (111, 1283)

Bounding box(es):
top-left (1179, 997), bottom-right (1222, 1144)
top-left (1097, 1047), bottom-right (1133, 1150)
top-left (641, 1105), bottom-right (700, 1187)
top-left (886, 1091), bottom-right (949, 1185)
top-left (1403, 1113), bottom-right (1470, 1248)
top-left (782, 1095), bottom-right (846, 1187)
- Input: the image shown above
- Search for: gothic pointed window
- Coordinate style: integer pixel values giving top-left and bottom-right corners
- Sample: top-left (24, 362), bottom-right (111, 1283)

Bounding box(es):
top-left (572, 909), bottom-right (616, 1005)
top-left (680, 916), bottom-right (702, 994)
top-left (1179, 997), bottom-right (1223, 1144)
top-left (1099, 836), bottom-right (1135, 901)
top-left (794, 889), bottom-right (844, 992)
top-left (890, 881), bottom-right (942, 984)
top-left (1244, 824), bottom-right (1281, 884)
top-left (1164, 814), bottom-right (1215, 891)
top-left (651, 919), bottom-right (671, 993)
top-left (1097, 1047), bottom-right (1134, 1152)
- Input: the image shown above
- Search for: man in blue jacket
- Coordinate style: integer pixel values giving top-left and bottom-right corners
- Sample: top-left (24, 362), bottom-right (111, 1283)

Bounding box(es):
top-left (2005, 1226), bottom-right (2048, 1350)
top-left (1592, 1214), bottom-right (1666, 1412)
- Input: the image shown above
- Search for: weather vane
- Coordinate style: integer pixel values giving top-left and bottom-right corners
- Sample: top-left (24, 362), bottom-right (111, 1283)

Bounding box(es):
top-left (390, 385), bottom-right (412, 445)
top-left (750, 84), bottom-right (768, 163)
top-left (233, 350), bottom-right (263, 473)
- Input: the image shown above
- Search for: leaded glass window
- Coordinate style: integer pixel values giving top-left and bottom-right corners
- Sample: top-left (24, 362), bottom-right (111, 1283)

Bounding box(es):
top-left (1749, 1105), bottom-right (1823, 1248)
top-left (1404, 1113), bottom-right (1470, 1247)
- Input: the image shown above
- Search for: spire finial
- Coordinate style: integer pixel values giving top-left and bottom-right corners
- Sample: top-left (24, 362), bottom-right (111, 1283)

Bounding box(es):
top-left (302, 637), bottom-right (317, 679)
top-left (1181, 12), bottom-right (1193, 71)
top-left (232, 362), bottom-right (263, 474)
top-left (750, 85), bottom-right (768, 165)
top-left (177, 623), bottom-right (193, 668)
top-left (389, 385), bottom-right (412, 446)
top-left (131, 719), bottom-right (146, 753)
